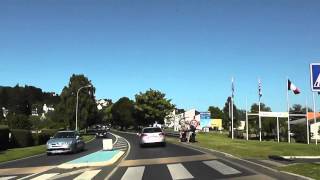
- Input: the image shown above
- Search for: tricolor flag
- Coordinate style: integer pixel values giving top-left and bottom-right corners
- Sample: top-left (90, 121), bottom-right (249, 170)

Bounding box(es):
top-left (258, 79), bottom-right (262, 99)
top-left (288, 79), bottom-right (300, 94)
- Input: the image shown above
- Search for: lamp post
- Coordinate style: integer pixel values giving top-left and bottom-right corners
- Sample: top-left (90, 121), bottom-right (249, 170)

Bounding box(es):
top-left (76, 85), bottom-right (92, 131)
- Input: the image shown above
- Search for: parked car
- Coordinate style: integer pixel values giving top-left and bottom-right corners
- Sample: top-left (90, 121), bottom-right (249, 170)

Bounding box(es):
top-left (137, 127), bottom-right (166, 147)
top-left (46, 131), bottom-right (85, 155)
top-left (95, 129), bottom-right (108, 138)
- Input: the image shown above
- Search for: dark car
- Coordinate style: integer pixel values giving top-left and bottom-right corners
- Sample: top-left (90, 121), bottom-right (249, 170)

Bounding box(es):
top-left (95, 129), bottom-right (108, 138)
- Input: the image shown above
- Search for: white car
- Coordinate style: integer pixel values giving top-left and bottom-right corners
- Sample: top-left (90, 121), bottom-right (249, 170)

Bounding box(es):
top-left (137, 127), bottom-right (166, 147)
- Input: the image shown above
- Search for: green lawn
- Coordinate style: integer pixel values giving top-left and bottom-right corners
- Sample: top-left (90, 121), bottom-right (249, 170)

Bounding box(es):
top-left (279, 163), bottom-right (320, 180)
top-left (0, 135), bottom-right (95, 163)
top-left (188, 132), bottom-right (320, 159)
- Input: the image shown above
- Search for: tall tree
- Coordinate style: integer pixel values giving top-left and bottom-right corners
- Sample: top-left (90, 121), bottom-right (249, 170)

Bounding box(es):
top-left (222, 97), bottom-right (239, 130)
top-left (208, 106), bottom-right (224, 119)
top-left (135, 89), bottom-right (175, 126)
top-left (111, 97), bottom-right (135, 130)
top-left (55, 74), bottom-right (98, 130)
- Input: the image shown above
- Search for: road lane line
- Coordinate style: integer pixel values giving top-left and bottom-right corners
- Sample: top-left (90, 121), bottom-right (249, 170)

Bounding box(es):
top-left (167, 163), bottom-right (194, 180)
top-left (120, 166), bottom-right (145, 180)
top-left (30, 173), bottom-right (59, 180)
top-left (0, 176), bottom-right (16, 180)
top-left (73, 170), bottom-right (101, 180)
top-left (119, 154), bottom-right (215, 167)
top-left (0, 166), bottom-right (55, 176)
top-left (104, 132), bottom-right (131, 180)
top-left (203, 160), bottom-right (241, 175)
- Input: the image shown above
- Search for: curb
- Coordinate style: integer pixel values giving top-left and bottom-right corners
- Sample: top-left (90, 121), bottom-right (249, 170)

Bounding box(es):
top-left (281, 156), bottom-right (320, 160)
top-left (57, 150), bottom-right (125, 169)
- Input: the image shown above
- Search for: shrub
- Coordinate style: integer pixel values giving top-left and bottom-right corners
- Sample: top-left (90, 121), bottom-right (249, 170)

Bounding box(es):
top-left (32, 129), bottom-right (58, 145)
top-left (38, 129), bottom-right (58, 145)
top-left (11, 129), bottom-right (33, 148)
top-left (0, 125), bottom-right (9, 150)
top-left (7, 114), bottom-right (32, 130)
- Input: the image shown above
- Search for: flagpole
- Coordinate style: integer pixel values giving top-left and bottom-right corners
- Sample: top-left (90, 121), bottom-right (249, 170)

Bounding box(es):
top-left (313, 92), bottom-right (317, 145)
top-left (287, 78), bottom-right (291, 143)
top-left (306, 98), bottom-right (309, 144)
top-left (259, 78), bottom-right (262, 142)
top-left (246, 96), bottom-right (248, 141)
top-left (231, 77), bottom-right (234, 140)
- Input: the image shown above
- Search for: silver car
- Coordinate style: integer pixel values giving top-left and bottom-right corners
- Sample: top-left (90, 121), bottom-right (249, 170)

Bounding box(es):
top-left (46, 131), bottom-right (85, 155)
top-left (138, 127), bottom-right (166, 147)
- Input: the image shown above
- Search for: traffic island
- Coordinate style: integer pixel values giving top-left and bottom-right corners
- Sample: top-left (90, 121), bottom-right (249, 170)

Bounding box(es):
top-left (58, 150), bottom-right (125, 169)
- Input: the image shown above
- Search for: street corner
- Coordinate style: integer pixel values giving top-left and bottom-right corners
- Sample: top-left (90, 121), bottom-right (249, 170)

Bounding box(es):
top-left (57, 150), bottom-right (125, 169)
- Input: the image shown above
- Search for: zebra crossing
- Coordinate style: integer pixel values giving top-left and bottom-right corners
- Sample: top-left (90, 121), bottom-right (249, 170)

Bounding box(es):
top-left (0, 160), bottom-right (246, 180)
top-left (113, 137), bottom-right (128, 151)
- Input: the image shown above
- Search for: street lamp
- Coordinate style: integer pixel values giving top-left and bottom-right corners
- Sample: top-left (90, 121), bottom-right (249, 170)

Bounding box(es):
top-left (75, 84), bottom-right (92, 131)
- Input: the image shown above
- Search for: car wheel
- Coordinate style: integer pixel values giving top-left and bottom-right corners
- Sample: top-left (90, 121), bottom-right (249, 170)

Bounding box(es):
top-left (47, 152), bottom-right (52, 156)
top-left (162, 142), bottom-right (166, 147)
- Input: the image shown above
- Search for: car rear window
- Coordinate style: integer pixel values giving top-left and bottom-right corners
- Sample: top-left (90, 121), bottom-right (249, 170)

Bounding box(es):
top-left (143, 128), bottom-right (162, 133)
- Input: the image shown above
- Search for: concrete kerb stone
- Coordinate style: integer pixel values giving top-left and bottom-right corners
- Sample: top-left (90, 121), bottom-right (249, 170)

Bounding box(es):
top-left (57, 150), bottom-right (125, 169)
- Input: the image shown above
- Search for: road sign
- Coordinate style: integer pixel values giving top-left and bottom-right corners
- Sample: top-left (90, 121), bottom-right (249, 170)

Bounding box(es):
top-left (310, 63), bottom-right (320, 92)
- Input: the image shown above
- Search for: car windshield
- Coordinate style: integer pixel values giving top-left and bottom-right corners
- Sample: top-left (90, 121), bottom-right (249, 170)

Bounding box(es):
top-left (54, 132), bottom-right (76, 138)
top-left (143, 128), bottom-right (162, 133)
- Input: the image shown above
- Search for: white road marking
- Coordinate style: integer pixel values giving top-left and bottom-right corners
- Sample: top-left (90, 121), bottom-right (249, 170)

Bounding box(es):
top-left (0, 176), bottom-right (17, 180)
top-left (73, 170), bottom-right (101, 180)
top-left (31, 173), bottom-right (59, 180)
top-left (121, 166), bottom-right (145, 180)
top-left (167, 163), bottom-right (194, 180)
top-left (203, 160), bottom-right (241, 175)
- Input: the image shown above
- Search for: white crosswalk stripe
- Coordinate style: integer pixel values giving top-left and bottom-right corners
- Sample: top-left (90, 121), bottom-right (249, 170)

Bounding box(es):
top-left (203, 160), bottom-right (241, 175)
top-left (167, 163), bottom-right (194, 180)
top-left (121, 166), bottom-right (145, 180)
top-left (0, 176), bottom-right (17, 180)
top-left (31, 173), bottom-right (59, 180)
top-left (73, 170), bottom-right (101, 180)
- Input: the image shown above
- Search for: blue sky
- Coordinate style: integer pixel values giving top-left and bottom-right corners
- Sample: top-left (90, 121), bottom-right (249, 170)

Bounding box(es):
top-left (1, 0), bottom-right (320, 112)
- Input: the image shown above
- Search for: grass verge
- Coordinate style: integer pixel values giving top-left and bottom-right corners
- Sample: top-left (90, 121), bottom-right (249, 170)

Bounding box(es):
top-left (192, 132), bottom-right (320, 159)
top-left (278, 163), bottom-right (320, 180)
top-left (0, 135), bottom-right (95, 163)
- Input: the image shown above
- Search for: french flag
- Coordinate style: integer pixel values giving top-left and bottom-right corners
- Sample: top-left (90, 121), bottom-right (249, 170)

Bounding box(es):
top-left (288, 79), bottom-right (300, 94)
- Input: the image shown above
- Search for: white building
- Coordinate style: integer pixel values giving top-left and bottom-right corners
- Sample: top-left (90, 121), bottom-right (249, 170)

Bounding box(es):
top-left (96, 99), bottom-right (112, 110)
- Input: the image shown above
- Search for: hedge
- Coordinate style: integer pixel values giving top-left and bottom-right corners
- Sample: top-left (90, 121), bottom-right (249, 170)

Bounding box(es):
top-left (32, 129), bottom-right (58, 146)
top-left (11, 129), bottom-right (34, 148)
top-left (0, 125), bottom-right (9, 151)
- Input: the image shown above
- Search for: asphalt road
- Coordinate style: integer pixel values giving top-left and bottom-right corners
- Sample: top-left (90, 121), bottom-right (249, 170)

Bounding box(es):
top-left (109, 131), bottom-right (304, 180)
top-left (0, 131), bottom-right (305, 180)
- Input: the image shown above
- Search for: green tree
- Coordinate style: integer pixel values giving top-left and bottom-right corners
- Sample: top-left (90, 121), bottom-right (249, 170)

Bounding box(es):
top-left (135, 89), bottom-right (175, 126)
top-left (111, 97), bottom-right (135, 130)
top-left (208, 106), bottom-right (224, 119)
top-left (249, 103), bottom-right (274, 139)
top-left (101, 104), bottom-right (113, 125)
top-left (222, 97), bottom-right (239, 130)
top-left (55, 74), bottom-right (98, 130)
top-left (7, 113), bottom-right (32, 130)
